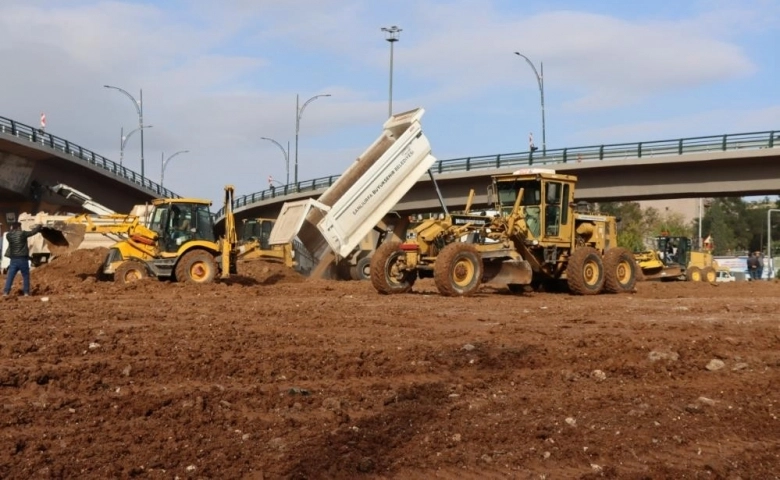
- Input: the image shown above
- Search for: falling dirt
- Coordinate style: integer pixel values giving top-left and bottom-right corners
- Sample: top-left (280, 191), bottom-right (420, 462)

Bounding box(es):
top-left (1, 249), bottom-right (779, 479)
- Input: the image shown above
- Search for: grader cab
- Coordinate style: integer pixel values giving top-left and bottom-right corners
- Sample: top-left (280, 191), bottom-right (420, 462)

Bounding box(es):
top-left (371, 169), bottom-right (639, 296)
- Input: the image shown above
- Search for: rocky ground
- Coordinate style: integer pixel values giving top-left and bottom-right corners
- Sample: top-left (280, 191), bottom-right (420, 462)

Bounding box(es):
top-left (1, 249), bottom-right (779, 479)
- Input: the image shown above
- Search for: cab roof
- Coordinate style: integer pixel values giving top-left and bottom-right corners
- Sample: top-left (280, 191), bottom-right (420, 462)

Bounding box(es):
top-left (492, 168), bottom-right (577, 182)
top-left (151, 197), bottom-right (212, 207)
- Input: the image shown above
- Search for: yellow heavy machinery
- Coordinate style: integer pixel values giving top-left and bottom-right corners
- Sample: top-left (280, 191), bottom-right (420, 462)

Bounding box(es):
top-left (634, 235), bottom-right (720, 282)
top-left (371, 168), bottom-right (639, 296)
top-left (41, 185), bottom-right (261, 284)
top-left (235, 217), bottom-right (299, 269)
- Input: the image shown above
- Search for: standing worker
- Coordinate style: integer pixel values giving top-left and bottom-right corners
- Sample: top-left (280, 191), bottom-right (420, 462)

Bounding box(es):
top-left (3, 222), bottom-right (42, 297)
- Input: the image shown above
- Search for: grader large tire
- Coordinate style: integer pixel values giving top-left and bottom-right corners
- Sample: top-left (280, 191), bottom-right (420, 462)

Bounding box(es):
top-left (702, 266), bottom-right (717, 283)
top-left (686, 266), bottom-right (702, 282)
top-left (566, 247), bottom-right (605, 295)
top-left (603, 247), bottom-right (638, 293)
top-left (114, 260), bottom-right (149, 284)
top-left (371, 242), bottom-right (416, 294)
top-left (175, 250), bottom-right (218, 284)
top-left (434, 243), bottom-right (483, 297)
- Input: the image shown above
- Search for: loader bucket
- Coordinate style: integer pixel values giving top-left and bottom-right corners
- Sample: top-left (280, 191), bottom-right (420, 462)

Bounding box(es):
top-left (40, 222), bottom-right (87, 255)
top-left (482, 258), bottom-right (533, 286)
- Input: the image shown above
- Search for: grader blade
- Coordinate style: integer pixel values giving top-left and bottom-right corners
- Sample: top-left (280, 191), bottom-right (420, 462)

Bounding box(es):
top-left (40, 222), bottom-right (87, 255)
top-left (482, 258), bottom-right (533, 286)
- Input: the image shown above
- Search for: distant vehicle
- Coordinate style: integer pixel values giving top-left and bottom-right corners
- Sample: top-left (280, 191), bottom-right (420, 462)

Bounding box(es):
top-left (716, 270), bottom-right (736, 283)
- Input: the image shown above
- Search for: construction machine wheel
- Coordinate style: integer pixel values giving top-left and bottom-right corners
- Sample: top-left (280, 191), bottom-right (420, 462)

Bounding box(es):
top-left (566, 247), bottom-right (605, 295)
top-left (175, 250), bottom-right (218, 284)
top-left (434, 242), bottom-right (483, 297)
top-left (352, 256), bottom-right (372, 281)
top-left (702, 266), bottom-right (717, 282)
top-left (114, 260), bottom-right (149, 284)
top-left (603, 247), bottom-right (638, 293)
top-left (686, 266), bottom-right (702, 282)
top-left (371, 241), bottom-right (417, 294)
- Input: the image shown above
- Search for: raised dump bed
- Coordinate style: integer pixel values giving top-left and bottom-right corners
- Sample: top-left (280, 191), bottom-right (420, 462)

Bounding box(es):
top-left (269, 108), bottom-right (437, 277)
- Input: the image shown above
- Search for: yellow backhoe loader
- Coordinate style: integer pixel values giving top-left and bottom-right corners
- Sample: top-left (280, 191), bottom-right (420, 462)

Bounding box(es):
top-left (40, 186), bottom-right (265, 284)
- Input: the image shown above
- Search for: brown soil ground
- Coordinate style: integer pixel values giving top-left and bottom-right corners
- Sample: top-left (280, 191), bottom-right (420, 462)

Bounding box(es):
top-left (1, 249), bottom-right (779, 479)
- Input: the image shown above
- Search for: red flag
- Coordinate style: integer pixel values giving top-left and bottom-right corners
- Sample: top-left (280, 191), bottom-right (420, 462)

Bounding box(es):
top-left (40, 112), bottom-right (46, 130)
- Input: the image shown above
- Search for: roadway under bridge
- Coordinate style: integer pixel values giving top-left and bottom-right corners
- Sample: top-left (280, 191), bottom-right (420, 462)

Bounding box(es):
top-left (221, 129), bottom-right (780, 225)
top-left (0, 116), bottom-right (177, 230)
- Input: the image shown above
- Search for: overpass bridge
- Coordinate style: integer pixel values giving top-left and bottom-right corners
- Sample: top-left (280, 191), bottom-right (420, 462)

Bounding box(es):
top-left (217, 129), bottom-right (780, 224)
top-left (0, 115), bottom-right (177, 229)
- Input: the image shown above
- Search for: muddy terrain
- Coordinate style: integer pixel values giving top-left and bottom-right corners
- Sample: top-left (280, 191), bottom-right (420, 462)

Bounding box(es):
top-left (1, 249), bottom-right (779, 479)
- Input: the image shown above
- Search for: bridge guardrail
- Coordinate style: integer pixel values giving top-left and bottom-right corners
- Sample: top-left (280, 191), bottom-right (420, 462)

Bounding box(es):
top-left (0, 115), bottom-right (179, 199)
top-left (217, 129), bottom-right (778, 218)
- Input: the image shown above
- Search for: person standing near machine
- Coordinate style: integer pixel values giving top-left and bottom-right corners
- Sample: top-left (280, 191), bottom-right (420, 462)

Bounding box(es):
top-left (3, 222), bottom-right (42, 297)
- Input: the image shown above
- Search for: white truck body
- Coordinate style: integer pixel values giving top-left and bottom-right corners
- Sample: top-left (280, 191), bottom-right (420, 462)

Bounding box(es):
top-left (269, 108), bottom-right (437, 268)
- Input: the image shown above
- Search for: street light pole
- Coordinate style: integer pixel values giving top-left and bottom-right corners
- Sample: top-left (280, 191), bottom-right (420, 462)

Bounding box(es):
top-left (294, 93), bottom-right (331, 185)
top-left (160, 150), bottom-right (190, 189)
top-left (120, 125), bottom-right (153, 167)
top-left (514, 52), bottom-right (546, 155)
top-left (381, 25), bottom-right (402, 118)
top-left (768, 209), bottom-right (780, 279)
top-left (260, 136), bottom-right (290, 185)
top-left (104, 85), bottom-right (146, 177)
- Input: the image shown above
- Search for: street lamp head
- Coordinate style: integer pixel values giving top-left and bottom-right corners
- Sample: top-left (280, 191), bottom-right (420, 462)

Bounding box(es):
top-left (382, 25), bottom-right (402, 42)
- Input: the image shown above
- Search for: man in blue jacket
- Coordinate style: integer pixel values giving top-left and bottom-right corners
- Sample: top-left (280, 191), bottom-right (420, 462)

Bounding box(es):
top-left (3, 222), bottom-right (42, 297)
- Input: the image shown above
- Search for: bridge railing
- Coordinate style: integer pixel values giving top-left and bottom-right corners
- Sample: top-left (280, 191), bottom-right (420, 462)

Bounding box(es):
top-left (0, 116), bottom-right (179, 198)
top-left (217, 129), bottom-right (778, 218)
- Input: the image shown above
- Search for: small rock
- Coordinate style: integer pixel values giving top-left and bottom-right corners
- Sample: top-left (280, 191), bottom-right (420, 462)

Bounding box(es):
top-left (591, 369), bottom-right (607, 381)
top-left (705, 359), bottom-right (725, 371)
top-left (697, 396), bottom-right (716, 406)
top-left (41, 297), bottom-right (50, 302)
top-left (88, 342), bottom-right (100, 350)
top-left (648, 350), bottom-right (679, 362)
top-left (462, 344), bottom-right (475, 351)
top-left (565, 417), bottom-right (577, 427)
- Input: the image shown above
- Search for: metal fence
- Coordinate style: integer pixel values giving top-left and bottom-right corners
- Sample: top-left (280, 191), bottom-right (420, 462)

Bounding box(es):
top-left (0, 115), bottom-right (179, 198)
top-left (216, 129), bottom-right (778, 218)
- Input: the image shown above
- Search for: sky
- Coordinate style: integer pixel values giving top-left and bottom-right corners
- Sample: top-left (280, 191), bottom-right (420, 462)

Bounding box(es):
top-left (1, 0), bottom-right (779, 207)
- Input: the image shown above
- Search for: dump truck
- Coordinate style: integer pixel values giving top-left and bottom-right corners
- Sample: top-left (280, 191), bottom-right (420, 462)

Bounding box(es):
top-left (268, 107), bottom-right (438, 279)
top-left (370, 168), bottom-right (638, 296)
top-left (634, 235), bottom-right (721, 282)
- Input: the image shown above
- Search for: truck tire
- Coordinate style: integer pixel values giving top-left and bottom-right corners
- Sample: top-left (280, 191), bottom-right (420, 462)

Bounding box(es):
top-left (603, 247), bottom-right (637, 293)
top-left (114, 260), bottom-right (149, 284)
top-left (566, 247), bottom-right (605, 295)
top-left (686, 266), bottom-right (702, 282)
top-left (434, 242), bottom-right (483, 297)
top-left (352, 256), bottom-right (372, 281)
top-left (175, 250), bottom-right (218, 284)
top-left (702, 266), bottom-right (717, 282)
top-left (371, 241), bottom-right (416, 294)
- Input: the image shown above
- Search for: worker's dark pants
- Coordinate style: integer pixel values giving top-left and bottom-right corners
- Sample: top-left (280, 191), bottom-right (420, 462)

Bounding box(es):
top-left (4, 257), bottom-right (31, 295)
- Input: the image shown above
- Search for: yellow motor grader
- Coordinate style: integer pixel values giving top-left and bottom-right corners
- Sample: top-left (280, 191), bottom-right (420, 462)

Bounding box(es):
top-left (370, 168), bottom-right (639, 296)
top-left (41, 186), bottom-right (280, 284)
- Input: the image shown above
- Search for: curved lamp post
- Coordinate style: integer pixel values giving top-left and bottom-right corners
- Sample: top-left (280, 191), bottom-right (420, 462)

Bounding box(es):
top-left (120, 125), bottom-right (153, 166)
top-left (381, 25), bottom-right (402, 118)
top-left (513, 52), bottom-right (546, 155)
top-left (294, 93), bottom-right (331, 185)
top-left (105, 85), bottom-right (146, 176)
top-left (160, 150), bottom-right (189, 189)
top-left (260, 136), bottom-right (290, 185)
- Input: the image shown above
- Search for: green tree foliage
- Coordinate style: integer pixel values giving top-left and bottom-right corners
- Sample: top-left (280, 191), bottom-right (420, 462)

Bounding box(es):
top-left (600, 201), bottom-right (693, 252)
top-left (600, 197), bottom-right (778, 256)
